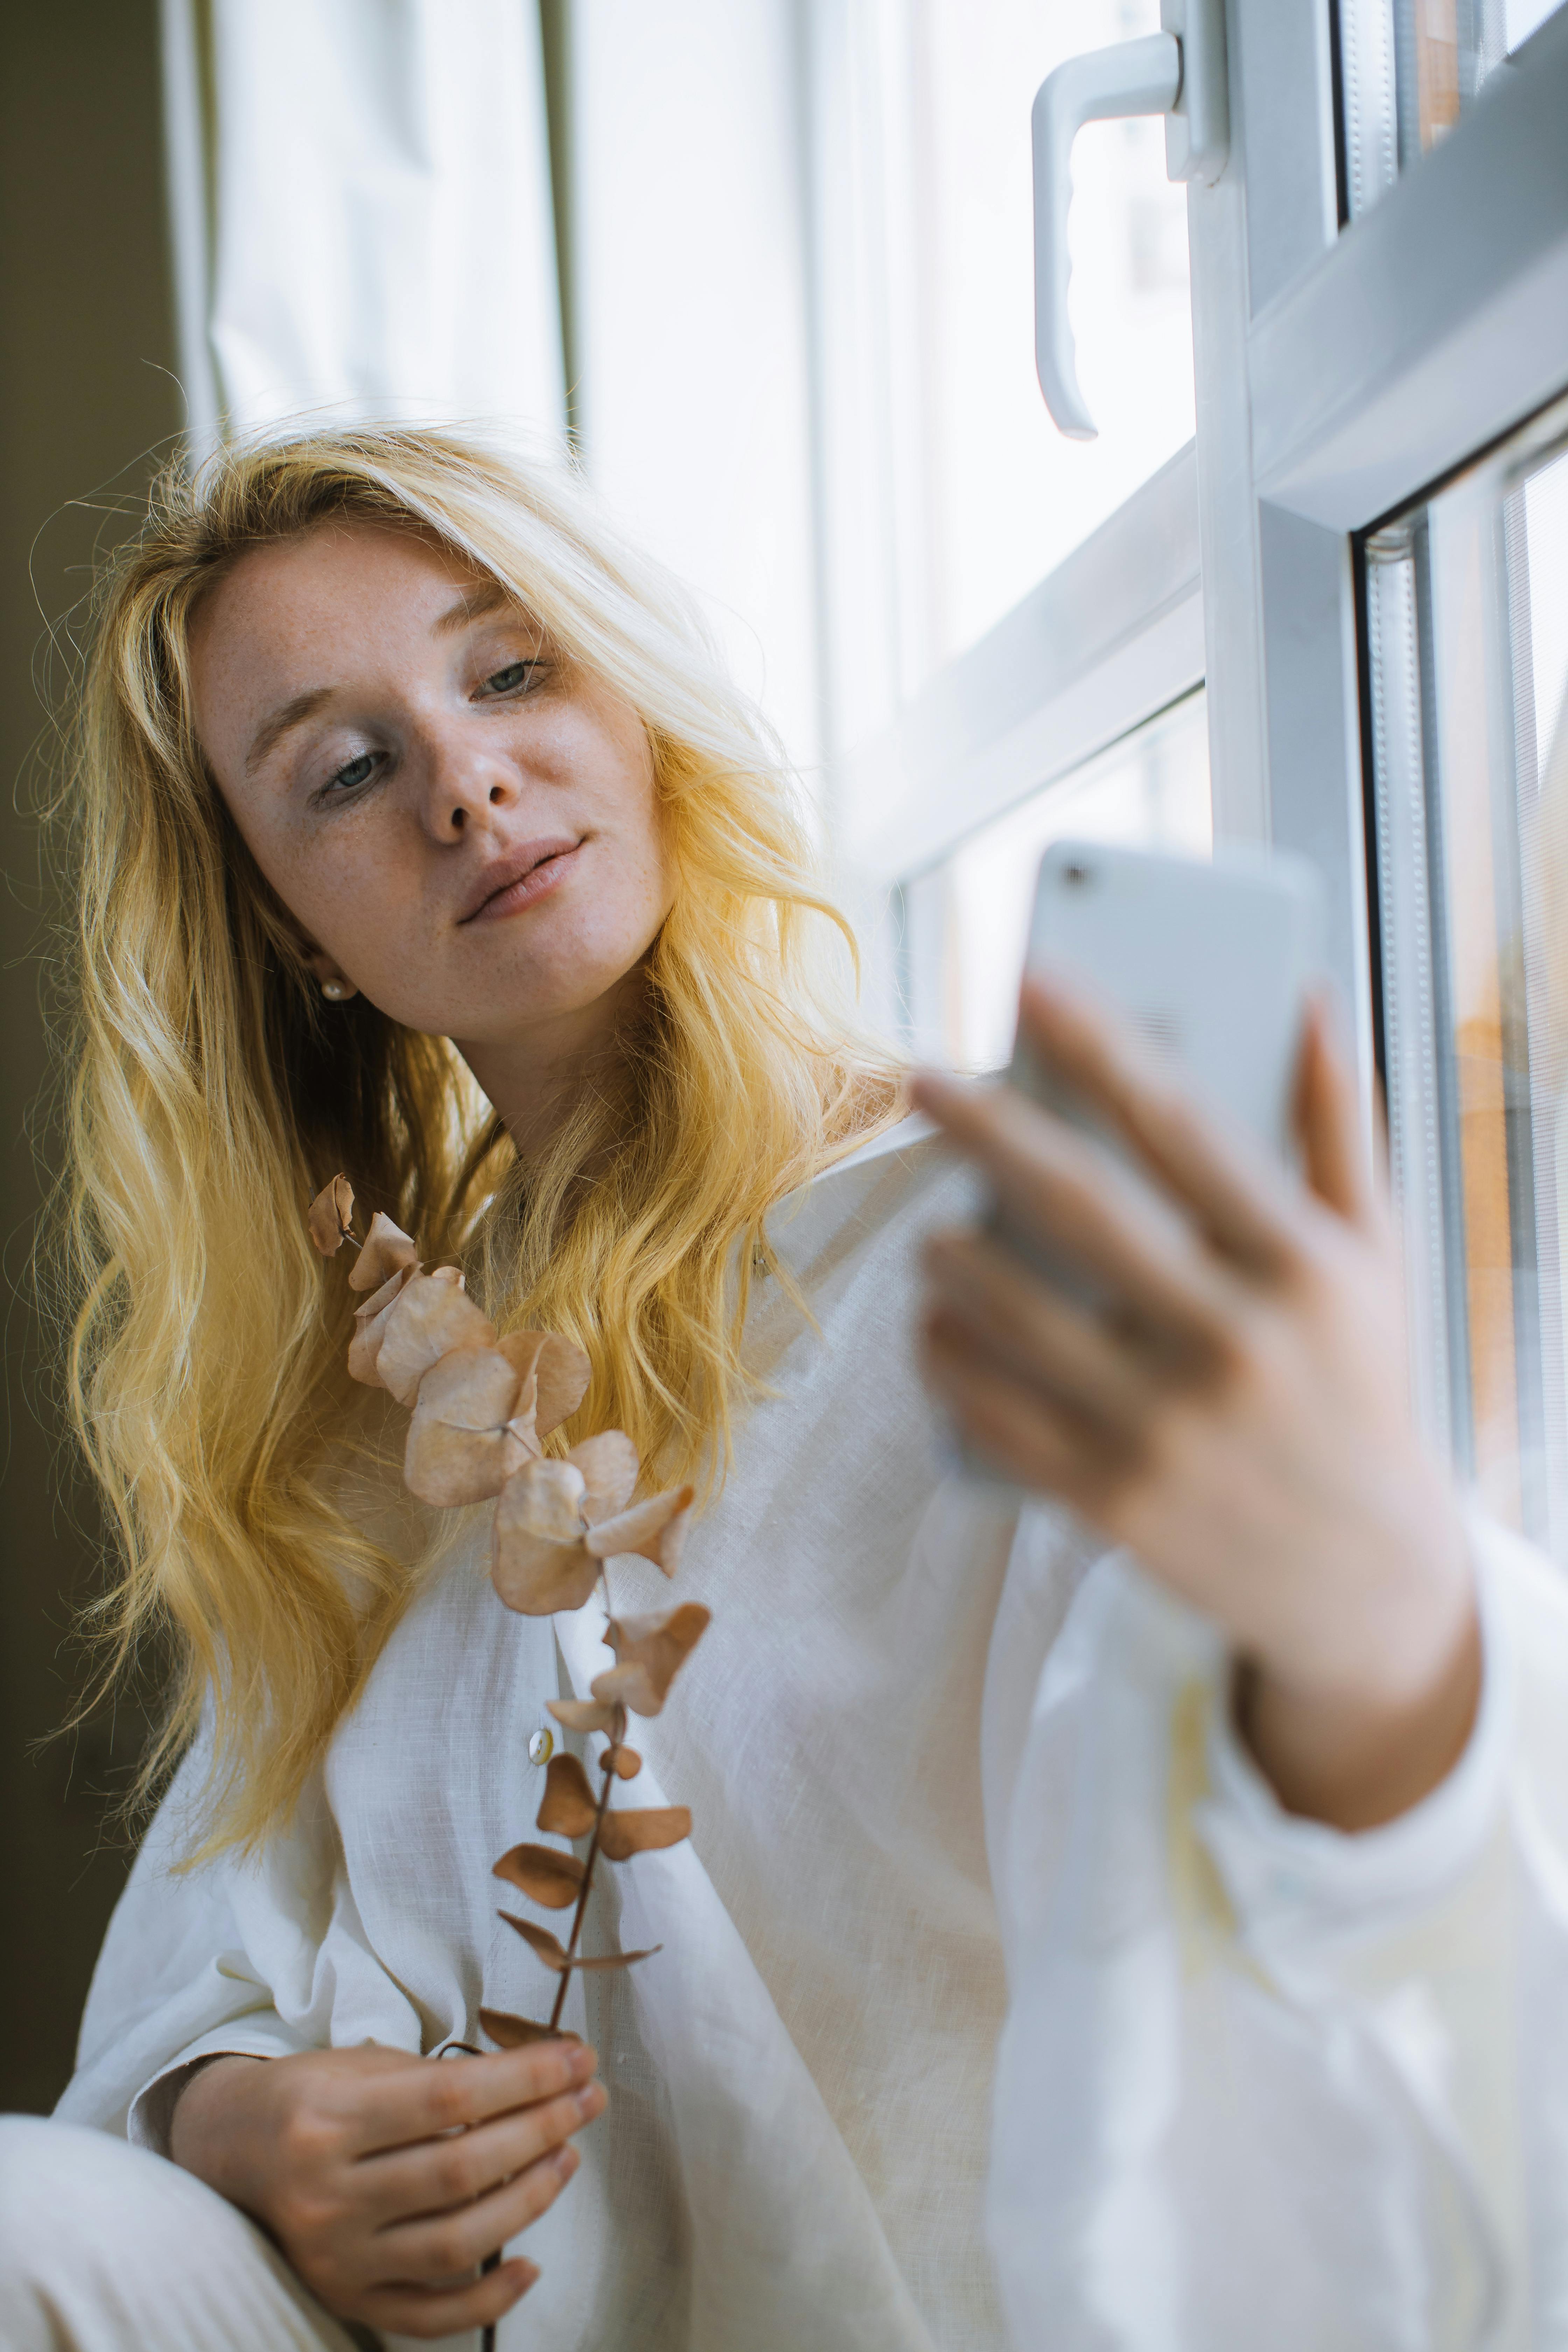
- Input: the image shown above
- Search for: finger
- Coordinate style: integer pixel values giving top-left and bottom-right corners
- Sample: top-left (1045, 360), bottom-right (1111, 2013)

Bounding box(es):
top-left (356, 2255), bottom-right (538, 2341)
top-left (1010, 972), bottom-right (1302, 1268)
top-left (1293, 994), bottom-right (1377, 1230)
top-left (921, 1306), bottom-right (1129, 1516)
top-left (923, 1228), bottom-right (1162, 1432)
top-left (909, 1066), bottom-right (1236, 1345)
top-left (360, 2081), bottom-right (606, 2225)
top-left (348, 2039), bottom-right (598, 2156)
top-left (376, 2141), bottom-right (583, 2284)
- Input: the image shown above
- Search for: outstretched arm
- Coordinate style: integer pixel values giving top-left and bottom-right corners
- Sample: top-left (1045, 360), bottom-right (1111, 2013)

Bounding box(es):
top-left (912, 975), bottom-right (1479, 1830)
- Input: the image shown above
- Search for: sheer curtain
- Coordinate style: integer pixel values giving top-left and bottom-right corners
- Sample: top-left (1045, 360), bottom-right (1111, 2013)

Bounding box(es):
top-left (159, 0), bottom-right (564, 450)
top-left (561, 0), bottom-right (823, 788)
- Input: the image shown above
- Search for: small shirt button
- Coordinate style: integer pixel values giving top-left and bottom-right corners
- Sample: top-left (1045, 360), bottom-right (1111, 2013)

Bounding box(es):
top-left (528, 1728), bottom-right (555, 1766)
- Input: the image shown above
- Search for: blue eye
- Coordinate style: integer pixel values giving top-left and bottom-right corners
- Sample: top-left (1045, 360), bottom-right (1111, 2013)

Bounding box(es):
top-left (484, 660), bottom-right (541, 696)
top-left (327, 752), bottom-right (377, 794)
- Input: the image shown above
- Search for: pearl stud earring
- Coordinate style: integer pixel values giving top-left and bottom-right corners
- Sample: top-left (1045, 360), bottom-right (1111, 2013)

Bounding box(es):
top-left (321, 978), bottom-right (349, 1001)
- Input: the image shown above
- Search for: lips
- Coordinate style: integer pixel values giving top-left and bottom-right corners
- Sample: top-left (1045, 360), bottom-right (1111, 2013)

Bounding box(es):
top-left (459, 836), bottom-right (583, 924)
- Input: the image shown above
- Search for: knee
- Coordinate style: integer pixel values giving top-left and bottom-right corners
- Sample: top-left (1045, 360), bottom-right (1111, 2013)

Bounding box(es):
top-left (0, 2115), bottom-right (338, 2352)
top-left (0, 2114), bottom-right (189, 2273)
top-left (0, 2115), bottom-right (93, 2251)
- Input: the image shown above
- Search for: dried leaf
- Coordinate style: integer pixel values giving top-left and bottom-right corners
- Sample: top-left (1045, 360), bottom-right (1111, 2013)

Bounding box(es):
top-left (493, 1536), bottom-right (598, 1617)
top-left (605, 1745), bottom-right (641, 1780)
top-left (591, 1604), bottom-right (711, 1718)
top-left (404, 1347), bottom-right (539, 1507)
top-left (376, 1269), bottom-right (495, 1407)
top-left (492, 1842), bottom-right (586, 1910)
top-left (356, 1266), bottom-right (412, 1321)
top-left (308, 1174), bottom-right (355, 1255)
top-left (499, 1913), bottom-right (661, 1973)
top-left (348, 1209), bottom-right (418, 1293)
top-left (536, 1754), bottom-right (598, 1839)
top-left (497, 1331), bottom-right (591, 1438)
top-left (506, 1365), bottom-right (541, 1457)
top-left (346, 1265), bottom-right (415, 1387)
top-left (500, 1912), bottom-right (569, 1969)
top-left (567, 1431), bottom-right (639, 1525)
top-left (492, 1462), bottom-right (596, 1615)
top-left (598, 1806), bottom-right (691, 1861)
top-left (499, 1458), bottom-right (587, 1542)
top-left (478, 2007), bottom-right (581, 2049)
top-left (586, 1484), bottom-right (695, 1576)
top-left (547, 1697), bottom-right (619, 1736)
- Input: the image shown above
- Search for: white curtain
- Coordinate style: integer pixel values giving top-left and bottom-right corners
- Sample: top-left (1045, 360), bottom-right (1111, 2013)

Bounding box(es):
top-left (160, 0), bottom-right (563, 449)
top-left (563, 0), bottom-right (823, 787)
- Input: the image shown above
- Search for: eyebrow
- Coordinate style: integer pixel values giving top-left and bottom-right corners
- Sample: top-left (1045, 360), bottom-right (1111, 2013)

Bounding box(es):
top-left (432, 580), bottom-right (514, 636)
top-left (244, 685), bottom-right (335, 776)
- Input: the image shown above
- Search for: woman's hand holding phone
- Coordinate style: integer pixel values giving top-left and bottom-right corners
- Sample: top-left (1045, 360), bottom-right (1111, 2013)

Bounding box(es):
top-left (913, 974), bottom-right (1480, 1833)
top-left (169, 2039), bottom-right (605, 2339)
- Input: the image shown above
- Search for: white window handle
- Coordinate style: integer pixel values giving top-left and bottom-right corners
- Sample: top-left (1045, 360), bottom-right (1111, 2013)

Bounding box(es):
top-left (1032, 0), bottom-right (1229, 441)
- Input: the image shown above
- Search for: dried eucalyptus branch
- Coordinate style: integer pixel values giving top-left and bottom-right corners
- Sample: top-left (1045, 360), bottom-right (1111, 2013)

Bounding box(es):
top-left (307, 1175), bottom-right (710, 2336)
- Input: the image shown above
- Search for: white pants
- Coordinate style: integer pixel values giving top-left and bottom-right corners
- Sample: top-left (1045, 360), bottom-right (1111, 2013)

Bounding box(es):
top-left (0, 2117), bottom-right (364, 2352)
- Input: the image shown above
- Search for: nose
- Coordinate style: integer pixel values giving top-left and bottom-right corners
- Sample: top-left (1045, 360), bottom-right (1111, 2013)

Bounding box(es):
top-left (421, 730), bottom-right (521, 841)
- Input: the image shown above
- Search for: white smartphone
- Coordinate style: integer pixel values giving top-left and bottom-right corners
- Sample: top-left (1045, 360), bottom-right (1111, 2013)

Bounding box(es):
top-left (994, 839), bottom-right (1323, 1289)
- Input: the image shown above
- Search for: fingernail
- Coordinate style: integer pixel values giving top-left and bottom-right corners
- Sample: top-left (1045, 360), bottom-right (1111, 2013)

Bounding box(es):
top-left (554, 2142), bottom-right (580, 2179)
top-left (568, 2043), bottom-right (596, 2083)
top-left (510, 2260), bottom-right (540, 2293)
top-left (575, 2082), bottom-right (606, 2121)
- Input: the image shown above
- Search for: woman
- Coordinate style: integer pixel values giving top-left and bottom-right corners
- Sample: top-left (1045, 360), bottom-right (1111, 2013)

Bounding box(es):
top-left (1, 422), bottom-right (1563, 2350)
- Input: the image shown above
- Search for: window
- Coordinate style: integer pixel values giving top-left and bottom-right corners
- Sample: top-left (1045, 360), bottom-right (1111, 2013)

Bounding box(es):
top-left (865, 0), bottom-right (1568, 1550)
top-left (837, 440), bottom-right (1206, 1051)
top-left (807, 0), bottom-right (1198, 754)
top-left (1392, 0), bottom-right (1560, 157)
top-left (917, 0), bottom-right (1195, 664)
top-left (902, 690), bottom-right (1209, 1071)
top-left (1339, 0), bottom-right (1564, 218)
top-left (1368, 394), bottom-right (1568, 1546)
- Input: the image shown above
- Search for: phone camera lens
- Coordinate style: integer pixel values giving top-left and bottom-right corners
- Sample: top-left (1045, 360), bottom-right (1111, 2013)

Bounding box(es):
top-left (1062, 863), bottom-right (1091, 889)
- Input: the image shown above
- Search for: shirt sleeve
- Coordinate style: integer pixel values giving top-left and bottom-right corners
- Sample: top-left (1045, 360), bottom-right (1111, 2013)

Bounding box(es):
top-left (984, 1506), bottom-right (1568, 2352)
top-left (55, 1724), bottom-right (421, 2153)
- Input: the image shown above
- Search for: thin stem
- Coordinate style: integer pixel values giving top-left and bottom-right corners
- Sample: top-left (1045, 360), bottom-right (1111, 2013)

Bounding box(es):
top-left (482, 1573), bottom-right (621, 2350)
top-left (547, 1697), bottom-right (623, 2031)
top-left (548, 1563), bottom-right (621, 2023)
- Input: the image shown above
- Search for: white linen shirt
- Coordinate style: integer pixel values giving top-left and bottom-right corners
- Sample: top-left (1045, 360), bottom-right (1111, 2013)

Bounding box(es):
top-left (56, 1120), bottom-right (1568, 2350)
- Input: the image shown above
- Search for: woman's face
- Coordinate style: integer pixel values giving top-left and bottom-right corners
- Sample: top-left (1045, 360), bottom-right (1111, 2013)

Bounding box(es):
top-left (188, 520), bottom-right (672, 1057)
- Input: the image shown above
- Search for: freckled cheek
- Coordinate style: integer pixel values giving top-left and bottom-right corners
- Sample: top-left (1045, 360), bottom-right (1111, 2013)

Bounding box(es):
top-left (295, 853), bottom-right (427, 975)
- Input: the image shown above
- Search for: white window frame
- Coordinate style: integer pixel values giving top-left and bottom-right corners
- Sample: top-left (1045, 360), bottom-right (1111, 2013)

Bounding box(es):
top-left (834, 1), bottom-right (1568, 1398)
top-left (1212, 0), bottom-right (1568, 1062)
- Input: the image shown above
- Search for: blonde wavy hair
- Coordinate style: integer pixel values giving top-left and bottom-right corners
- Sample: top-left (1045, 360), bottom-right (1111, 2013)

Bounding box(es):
top-left (55, 423), bottom-right (903, 1853)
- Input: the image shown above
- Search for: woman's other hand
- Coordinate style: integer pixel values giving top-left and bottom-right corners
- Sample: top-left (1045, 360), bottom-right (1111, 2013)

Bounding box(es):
top-left (169, 2039), bottom-right (605, 2339)
top-left (912, 974), bottom-right (1480, 1833)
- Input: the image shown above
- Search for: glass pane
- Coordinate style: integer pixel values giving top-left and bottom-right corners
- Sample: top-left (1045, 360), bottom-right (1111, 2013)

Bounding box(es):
top-left (1396, 0), bottom-right (1566, 156)
top-left (1367, 390), bottom-right (1568, 1550)
top-left (903, 690), bottom-right (1210, 1072)
top-left (1338, 0), bottom-right (1563, 215)
top-left (918, 0), bottom-right (1195, 667)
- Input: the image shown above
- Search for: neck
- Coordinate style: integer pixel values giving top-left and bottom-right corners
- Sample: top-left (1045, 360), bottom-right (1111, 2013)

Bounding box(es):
top-left (457, 970), bottom-right (644, 1161)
